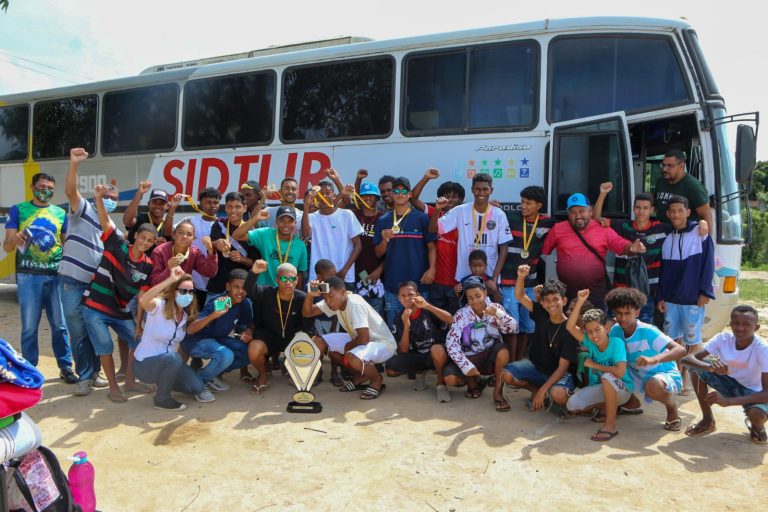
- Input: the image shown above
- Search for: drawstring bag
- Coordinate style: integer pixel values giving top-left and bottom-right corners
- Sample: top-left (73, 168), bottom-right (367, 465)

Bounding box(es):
top-left (626, 256), bottom-right (650, 297)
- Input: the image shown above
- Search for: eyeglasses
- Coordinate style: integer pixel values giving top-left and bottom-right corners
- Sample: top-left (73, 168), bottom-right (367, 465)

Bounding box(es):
top-left (393, 188), bottom-right (409, 195)
top-left (278, 275), bottom-right (298, 283)
top-left (177, 288), bottom-right (195, 295)
top-left (661, 162), bottom-right (681, 169)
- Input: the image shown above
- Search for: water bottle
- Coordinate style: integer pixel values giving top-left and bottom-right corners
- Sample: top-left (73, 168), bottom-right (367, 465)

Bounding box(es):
top-left (67, 451), bottom-right (96, 512)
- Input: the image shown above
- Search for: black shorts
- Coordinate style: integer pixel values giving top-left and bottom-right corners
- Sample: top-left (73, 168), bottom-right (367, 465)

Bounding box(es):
top-left (385, 351), bottom-right (434, 374)
top-left (443, 342), bottom-right (507, 379)
top-left (252, 329), bottom-right (291, 356)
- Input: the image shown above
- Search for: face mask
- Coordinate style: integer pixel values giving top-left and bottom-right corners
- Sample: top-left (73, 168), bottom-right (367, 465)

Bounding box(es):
top-left (33, 189), bottom-right (53, 202)
top-left (102, 198), bottom-right (117, 213)
top-left (175, 293), bottom-right (194, 308)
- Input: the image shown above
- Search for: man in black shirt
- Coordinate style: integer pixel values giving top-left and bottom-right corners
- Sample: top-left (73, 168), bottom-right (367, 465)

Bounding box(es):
top-left (501, 265), bottom-right (579, 410)
top-left (123, 182), bottom-right (170, 253)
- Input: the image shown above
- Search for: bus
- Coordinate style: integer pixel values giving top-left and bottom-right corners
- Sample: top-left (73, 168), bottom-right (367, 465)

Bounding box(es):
top-left (0, 16), bottom-right (758, 338)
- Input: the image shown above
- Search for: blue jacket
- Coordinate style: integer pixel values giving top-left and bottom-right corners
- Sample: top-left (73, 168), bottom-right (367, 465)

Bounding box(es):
top-left (658, 221), bottom-right (715, 305)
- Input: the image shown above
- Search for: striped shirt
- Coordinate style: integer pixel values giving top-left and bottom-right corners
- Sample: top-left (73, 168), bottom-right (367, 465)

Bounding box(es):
top-left (82, 227), bottom-right (153, 319)
top-left (611, 321), bottom-right (678, 387)
top-left (609, 219), bottom-right (668, 295)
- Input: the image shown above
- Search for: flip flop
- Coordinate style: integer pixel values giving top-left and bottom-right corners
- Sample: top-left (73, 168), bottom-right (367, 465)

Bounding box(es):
top-left (745, 418), bottom-right (768, 445)
top-left (107, 391), bottom-right (127, 403)
top-left (240, 374), bottom-right (255, 384)
top-left (465, 387), bottom-right (482, 399)
top-left (591, 429), bottom-right (619, 442)
top-left (339, 380), bottom-right (369, 392)
top-left (684, 420), bottom-right (717, 438)
top-left (250, 384), bottom-right (269, 395)
top-left (495, 398), bottom-right (511, 412)
top-left (618, 406), bottom-right (644, 415)
top-left (592, 409), bottom-right (606, 423)
top-left (664, 418), bottom-right (683, 432)
top-left (360, 384), bottom-right (386, 400)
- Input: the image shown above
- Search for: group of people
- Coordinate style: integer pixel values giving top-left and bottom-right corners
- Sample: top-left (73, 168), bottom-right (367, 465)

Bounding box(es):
top-left (3, 148), bottom-right (766, 445)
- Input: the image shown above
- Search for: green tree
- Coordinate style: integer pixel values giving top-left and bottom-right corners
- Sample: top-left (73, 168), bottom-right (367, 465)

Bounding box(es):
top-left (0, 0), bottom-right (8, 12)
top-left (749, 161), bottom-right (768, 202)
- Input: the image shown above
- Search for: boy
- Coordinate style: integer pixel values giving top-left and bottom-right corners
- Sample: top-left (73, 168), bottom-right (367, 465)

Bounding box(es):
top-left (349, 180), bottom-right (385, 315)
top-left (606, 288), bottom-right (686, 431)
top-left (501, 266), bottom-right (579, 412)
top-left (682, 305), bottom-right (768, 444)
top-left (565, 289), bottom-right (634, 442)
top-left (385, 281), bottom-right (453, 393)
top-left (302, 276), bottom-right (396, 400)
top-left (181, 269), bottom-right (254, 400)
top-left (657, 195), bottom-right (715, 394)
top-left (433, 277), bottom-right (517, 409)
top-left (455, 249), bottom-right (502, 306)
top-left (312, 259), bottom-right (344, 386)
top-left (263, 177), bottom-right (303, 233)
top-left (123, 181), bottom-right (170, 253)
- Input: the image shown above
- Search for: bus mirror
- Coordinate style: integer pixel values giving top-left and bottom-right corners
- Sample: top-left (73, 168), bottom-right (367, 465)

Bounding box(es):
top-left (735, 124), bottom-right (756, 185)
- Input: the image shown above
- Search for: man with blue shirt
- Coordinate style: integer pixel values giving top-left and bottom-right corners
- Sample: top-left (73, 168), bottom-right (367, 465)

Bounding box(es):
top-left (373, 177), bottom-right (437, 329)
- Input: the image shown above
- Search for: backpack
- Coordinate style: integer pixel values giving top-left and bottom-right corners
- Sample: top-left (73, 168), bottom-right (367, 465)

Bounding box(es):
top-left (626, 256), bottom-right (650, 297)
top-left (1, 446), bottom-right (81, 512)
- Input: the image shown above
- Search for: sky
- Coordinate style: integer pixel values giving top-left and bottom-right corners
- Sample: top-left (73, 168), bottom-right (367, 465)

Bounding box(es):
top-left (1, 0), bottom-right (765, 160)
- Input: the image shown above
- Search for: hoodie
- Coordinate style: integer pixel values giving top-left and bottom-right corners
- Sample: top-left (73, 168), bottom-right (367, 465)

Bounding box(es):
top-left (658, 221), bottom-right (715, 305)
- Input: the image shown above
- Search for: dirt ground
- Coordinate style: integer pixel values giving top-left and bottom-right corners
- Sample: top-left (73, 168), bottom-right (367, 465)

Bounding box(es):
top-left (0, 283), bottom-right (766, 511)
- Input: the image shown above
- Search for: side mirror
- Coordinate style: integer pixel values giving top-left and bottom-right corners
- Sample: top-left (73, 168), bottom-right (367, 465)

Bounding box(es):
top-left (735, 124), bottom-right (756, 185)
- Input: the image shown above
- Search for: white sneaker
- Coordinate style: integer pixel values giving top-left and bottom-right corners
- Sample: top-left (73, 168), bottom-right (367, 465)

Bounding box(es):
top-left (72, 380), bottom-right (92, 397)
top-left (91, 374), bottom-right (109, 388)
top-left (195, 387), bottom-right (216, 403)
top-left (208, 376), bottom-right (230, 391)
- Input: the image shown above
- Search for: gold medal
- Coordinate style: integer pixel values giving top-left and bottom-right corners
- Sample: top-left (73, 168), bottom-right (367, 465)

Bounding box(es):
top-left (521, 214), bottom-right (539, 262)
top-left (520, 250), bottom-right (529, 259)
top-left (392, 225), bottom-right (400, 234)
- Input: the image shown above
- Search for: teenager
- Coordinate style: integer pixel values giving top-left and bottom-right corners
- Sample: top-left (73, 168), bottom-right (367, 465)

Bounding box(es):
top-left (349, 181), bottom-right (385, 314)
top-left (123, 181), bottom-right (169, 253)
top-left (682, 305), bottom-right (768, 444)
top-left (263, 177), bottom-right (303, 232)
top-left (150, 219), bottom-right (218, 287)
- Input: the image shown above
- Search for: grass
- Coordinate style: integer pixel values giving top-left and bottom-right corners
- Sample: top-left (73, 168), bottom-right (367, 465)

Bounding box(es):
top-left (742, 262), bottom-right (768, 271)
top-left (740, 278), bottom-right (768, 308)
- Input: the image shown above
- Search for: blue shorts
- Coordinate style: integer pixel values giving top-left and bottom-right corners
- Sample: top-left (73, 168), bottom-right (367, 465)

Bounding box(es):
top-left (500, 286), bottom-right (535, 334)
top-left (82, 307), bottom-right (137, 356)
top-left (692, 369), bottom-right (768, 416)
top-left (663, 303), bottom-right (704, 345)
top-left (502, 359), bottom-right (575, 392)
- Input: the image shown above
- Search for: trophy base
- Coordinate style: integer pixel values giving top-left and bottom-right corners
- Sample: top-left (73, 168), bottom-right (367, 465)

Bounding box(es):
top-left (287, 401), bottom-right (323, 414)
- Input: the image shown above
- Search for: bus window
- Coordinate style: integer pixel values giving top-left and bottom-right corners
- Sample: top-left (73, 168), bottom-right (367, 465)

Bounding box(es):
top-left (102, 83), bottom-right (178, 155)
top-left (403, 40), bottom-right (538, 135)
top-left (281, 57), bottom-right (393, 142)
top-left (183, 71), bottom-right (275, 149)
top-left (0, 104), bottom-right (29, 163)
top-left (33, 95), bottom-right (97, 159)
top-left (548, 36), bottom-right (692, 123)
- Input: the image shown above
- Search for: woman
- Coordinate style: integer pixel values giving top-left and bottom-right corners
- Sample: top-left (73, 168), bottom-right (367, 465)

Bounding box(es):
top-left (133, 267), bottom-right (208, 410)
top-left (149, 219), bottom-right (218, 286)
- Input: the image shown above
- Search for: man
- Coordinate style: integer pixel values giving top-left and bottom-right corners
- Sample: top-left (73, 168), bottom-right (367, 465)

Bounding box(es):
top-left (541, 192), bottom-right (645, 310)
top-left (3, 171), bottom-right (73, 381)
top-left (499, 185), bottom-right (555, 361)
top-left (657, 195), bottom-right (715, 395)
top-left (238, 180), bottom-right (267, 222)
top-left (348, 180), bottom-right (385, 314)
top-left (373, 176), bottom-right (436, 328)
top-left (355, 171), bottom-right (395, 213)
top-left (682, 305), bottom-right (768, 444)
top-left (302, 276), bottom-right (396, 400)
top-left (302, 179), bottom-right (363, 286)
top-left (261, 177), bottom-right (303, 233)
top-left (434, 173), bottom-right (512, 288)
top-left (123, 181), bottom-right (170, 253)
top-left (234, 206), bottom-right (307, 288)
top-left (59, 148), bottom-right (120, 395)
top-left (654, 149), bottom-right (713, 228)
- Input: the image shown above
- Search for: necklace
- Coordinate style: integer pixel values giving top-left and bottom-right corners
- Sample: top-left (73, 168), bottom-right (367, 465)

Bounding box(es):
top-left (548, 321), bottom-right (564, 348)
top-left (277, 291), bottom-right (295, 338)
top-left (276, 231), bottom-right (293, 264)
top-left (520, 214), bottom-right (539, 259)
top-left (472, 205), bottom-right (490, 249)
top-left (392, 207), bottom-right (411, 234)
top-left (173, 245), bottom-right (190, 262)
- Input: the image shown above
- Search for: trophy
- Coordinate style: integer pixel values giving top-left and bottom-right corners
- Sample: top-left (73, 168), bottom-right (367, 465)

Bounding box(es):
top-left (283, 332), bottom-right (323, 413)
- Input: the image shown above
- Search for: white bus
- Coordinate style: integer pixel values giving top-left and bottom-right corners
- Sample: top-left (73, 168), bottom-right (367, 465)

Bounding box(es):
top-left (0, 16), bottom-right (758, 337)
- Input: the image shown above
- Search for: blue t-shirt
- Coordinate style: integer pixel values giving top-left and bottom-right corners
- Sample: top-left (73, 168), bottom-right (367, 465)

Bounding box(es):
top-left (583, 334), bottom-right (633, 391)
top-left (373, 208), bottom-right (436, 294)
top-left (610, 321), bottom-right (678, 385)
top-left (181, 293), bottom-right (253, 352)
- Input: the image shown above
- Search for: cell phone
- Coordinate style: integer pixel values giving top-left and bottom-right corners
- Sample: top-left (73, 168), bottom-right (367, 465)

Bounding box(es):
top-left (358, 270), bottom-right (370, 285)
top-left (214, 296), bottom-right (232, 312)
top-left (309, 282), bottom-right (330, 293)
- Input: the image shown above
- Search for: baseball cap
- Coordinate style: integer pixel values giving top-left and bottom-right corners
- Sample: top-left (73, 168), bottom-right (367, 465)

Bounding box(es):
top-left (275, 206), bottom-right (296, 220)
top-left (392, 176), bottom-right (411, 191)
top-left (566, 193), bottom-right (590, 209)
top-left (240, 180), bottom-right (260, 190)
top-left (359, 182), bottom-right (381, 197)
top-left (149, 189), bottom-right (168, 202)
top-left (462, 276), bottom-right (486, 291)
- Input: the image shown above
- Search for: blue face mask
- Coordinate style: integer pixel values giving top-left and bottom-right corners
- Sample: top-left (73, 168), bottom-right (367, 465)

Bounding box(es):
top-left (175, 293), bottom-right (194, 308)
top-left (102, 198), bottom-right (117, 213)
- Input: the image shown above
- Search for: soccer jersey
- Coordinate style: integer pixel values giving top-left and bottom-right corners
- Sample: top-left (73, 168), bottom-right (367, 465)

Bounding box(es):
top-left (609, 219), bottom-right (668, 295)
top-left (246, 227), bottom-right (308, 287)
top-left (610, 321), bottom-right (677, 385)
top-left (207, 218), bottom-right (261, 294)
top-left (373, 208), bottom-right (436, 294)
top-left (353, 209), bottom-right (384, 280)
top-left (307, 209), bottom-right (364, 282)
top-left (393, 308), bottom-right (440, 354)
top-left (501, 211), bottom-right (555, 287)
top-left (6, 201), bottom-right (68, 275)
top-left (425, 205), bottom-right (459, 287)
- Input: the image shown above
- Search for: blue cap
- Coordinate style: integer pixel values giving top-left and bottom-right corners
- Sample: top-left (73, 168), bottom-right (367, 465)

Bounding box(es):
top-left (359, 181), bottom-right (381, 197)
top-left (567, 193), bottom-right (590, 209)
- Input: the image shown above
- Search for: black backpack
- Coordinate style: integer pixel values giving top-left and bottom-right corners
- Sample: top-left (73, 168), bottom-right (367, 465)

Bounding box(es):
top-left (626, 256), bottom-right (650, 297)
top-left (1, 446), bottom-right (81, 512)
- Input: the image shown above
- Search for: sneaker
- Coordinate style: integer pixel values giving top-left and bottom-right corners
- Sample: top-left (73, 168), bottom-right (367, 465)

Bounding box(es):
top-left (59, 368), bottom-right (78, 384)
top-left (195, 387), bottom-right (216, 403)
top-left (91, 374), bottom-right (109, 388)
top-left (436, 384), bottom-right (451, 403)
top-left (72, 380), bottom-right (92, 397)
top-left (153, 399), bottom-right (187, 411)
top-left (207, 377), bottom-right (230, 391)
top-left (413, 372), bottom-right (427, 391)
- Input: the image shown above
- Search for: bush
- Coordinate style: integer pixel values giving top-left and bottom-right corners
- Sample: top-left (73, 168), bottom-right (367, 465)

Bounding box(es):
top-left (743, 208), bottom-right (768, 267)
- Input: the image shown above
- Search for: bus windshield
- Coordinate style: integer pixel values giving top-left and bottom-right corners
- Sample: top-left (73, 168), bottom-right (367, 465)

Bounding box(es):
top-left (714, 107), bottom-right (742, 242)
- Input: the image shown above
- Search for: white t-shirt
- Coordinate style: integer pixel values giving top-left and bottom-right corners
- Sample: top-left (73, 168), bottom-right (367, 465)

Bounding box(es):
top-left (186, 215), bottom-right (216, 291)
top-left (438, 203), bottom-right (513, 281)
top-left (705, 332), bottom-right (768, 392)
top-left (266, 205), bottom-right (303, 234)
top-left (134, 298), bottom-right (188, 362)
top-left (308, 209), bottom-right (363, 282)
top-left (316, 293), bottom-right (396, 352)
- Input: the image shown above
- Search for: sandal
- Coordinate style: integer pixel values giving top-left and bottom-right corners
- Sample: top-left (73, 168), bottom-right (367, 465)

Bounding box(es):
top-left (684, 420), bottom-right (717, 438)
top-left (679, 386), bottom-right (693, 396)
top-left (618, 406), bottom-right (644, 415)
top-left (339, 380), bottom-right (369, 392)
top-left (250, 383), bottom-right (269, 395)
top-left (592, 409), bottom-right (606, 423)
top-left (240, 374), bottom-right (255, 384)
top-left (591, 429), bottom-right (619, 442)
top-left (745, 418), bottom-right (768, 445)
top-left (495, 398), bottom-right (511, 412)
top-left (464, 387), bottom-right (482, 399)
top-left (360, 384), bottom-right (386, 400)
top-left (107, 391), bottom-right (127, 403)
top-left (664, 418), bottom-right (683, 432)
top-left (115, 371), bottom-right (126, 383)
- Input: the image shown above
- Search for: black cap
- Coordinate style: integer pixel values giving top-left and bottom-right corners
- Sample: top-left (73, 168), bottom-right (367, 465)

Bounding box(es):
top-left (240, 180), bottom-right (260, 190)
top-left (275, 206), bottom-right (296, 220)
top-left (149, 189), bottom-right (168, 202)
top-left (392, 176), bottom-right (411, 191)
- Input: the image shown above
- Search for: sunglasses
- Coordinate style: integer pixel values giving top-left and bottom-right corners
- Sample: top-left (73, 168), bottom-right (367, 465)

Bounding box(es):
top-left (393, 188), bottom-right (410, 195)
top-left (279, 275), bottom-right (298, 283)
top-left (177, 288), bottom-right (195, 295)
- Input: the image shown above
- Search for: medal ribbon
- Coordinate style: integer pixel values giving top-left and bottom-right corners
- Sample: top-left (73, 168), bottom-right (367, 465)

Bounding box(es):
top-left (521, 214), bottom-right (539, 255)
top-left (392, 207), bottom-right (411, 232)
top-left (276, 231), bottom-right (293, 264)
top-left (184, 195), bottom-right (217, 220)
top-left (472, 206), bottom-right (490, 247)
top-left (277, 292), bottom-right (295, 339)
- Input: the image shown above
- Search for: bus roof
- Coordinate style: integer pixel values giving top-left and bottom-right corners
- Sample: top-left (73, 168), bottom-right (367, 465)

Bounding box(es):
top-left (0, 16), bottom-right (692, 104)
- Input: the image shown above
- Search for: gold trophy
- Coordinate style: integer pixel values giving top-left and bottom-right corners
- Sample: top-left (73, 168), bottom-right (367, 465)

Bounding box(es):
top-left (283, 332), bottom-right (323, 413)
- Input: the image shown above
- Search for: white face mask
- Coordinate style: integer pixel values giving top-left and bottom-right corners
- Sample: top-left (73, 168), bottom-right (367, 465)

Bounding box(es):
top-left (175, 293), bottom-right (194, 308)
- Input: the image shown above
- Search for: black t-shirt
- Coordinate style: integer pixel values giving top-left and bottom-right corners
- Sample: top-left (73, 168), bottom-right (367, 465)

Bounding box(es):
top-left (527, 302), bottom-right (579, 375)
top-left (126, 212), bottom-right (165, 255)
top-left (393, 308), bottom-right (440, 354)
top-left (245, 271), bottom-right (312, 340)
top-left (207, 218), bottom-right (262, 294)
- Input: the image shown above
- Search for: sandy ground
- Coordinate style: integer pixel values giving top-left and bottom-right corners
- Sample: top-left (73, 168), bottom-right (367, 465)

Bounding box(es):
top-left (0, 283), bottom-right (766, 511)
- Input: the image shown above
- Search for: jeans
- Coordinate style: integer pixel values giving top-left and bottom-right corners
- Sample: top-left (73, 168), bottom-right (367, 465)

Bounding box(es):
top-left (132, 352), bottom-right (204, 402)
top-left (16, 272), bottom-right (71, 369)
top-left (59, 276), bottom-right (100, 380)
top-left (81, 307), bottom-right (136, 356)
top-left (500, 286), bottom-right (536, 334)
top-left (187, 337), bottom-right (247, 383)
top-left (639, 296), bottom-right (656, 325)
